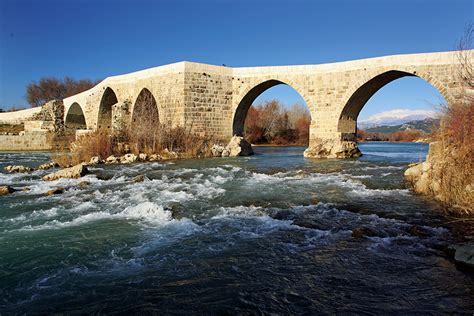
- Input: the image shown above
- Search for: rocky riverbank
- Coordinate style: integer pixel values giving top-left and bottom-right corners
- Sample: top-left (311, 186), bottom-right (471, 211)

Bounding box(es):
top-left (404, 141), bottom-right (473, 215)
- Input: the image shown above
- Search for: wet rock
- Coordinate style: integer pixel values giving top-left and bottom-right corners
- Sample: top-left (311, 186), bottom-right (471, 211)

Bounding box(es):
top-left (4, 165), bottom-right (34, 173)
top-left (407, 225), bottom-right (431, 238)
top-left (37, 161), bottom-right (59, 170)
top-left (211, 144), bottom-right (225, 157)
top-left (272, 209), bottom-right (294, 220)
top-left (22, 187), bottom-right (30, 192)
top-left (0, 185), bottom-right (16, 195)
top-left (105, 155), bottom-right (119, 164)
top-left (89, 156), bottom-right (102, 165)
top-left (46, 187), bottom-right (64, 195)
top-left (352, 226), bottom-right (379, 239)
top-left (96, 173), bottom-right (112, 181)
top-left (293, 218), bottom-right (327, 230)
top-left (454, 244), bottom-right (474, 268)
top-left (169, 202), bottom-right (186, 219)
top-left (304, 139), bottom-right (361, 159)
top-left (148, 154), bottom-right (162, 162)
top-left (225, 136), bottom-right (253, 157)
top-left (42, 164), bottom-right (88, 181)
top-left (78, 181), bottom-right (90, 189)
top-left (132, 174), bottom-right (146, 183)
top-left (120, 153), bottom-right (137, 164)
top-left (310, 196), bottom-right (320, 204)
top-left (138, 153), bottom-right (148, 161)
top-left (221, 148), bottom-right (230, 157)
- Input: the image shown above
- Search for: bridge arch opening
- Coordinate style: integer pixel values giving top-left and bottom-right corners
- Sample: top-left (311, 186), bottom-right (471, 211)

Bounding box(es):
top-left (98, 87), bottom-right (118, 130)
top-left (338, 70), bottom-right (447, 145)
top-left (233, 80), bottom-right (311, 147)
top-left (65, 102), bottom-right (87, 129)
top-left (131, 88), bottom-right (159, 126)
top-left (128, 88), bottom-right (160, 152)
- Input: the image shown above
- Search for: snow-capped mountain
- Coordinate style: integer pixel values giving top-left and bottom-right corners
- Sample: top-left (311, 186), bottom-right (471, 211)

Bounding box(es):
top-left (358, 109), bottom-right (438, 128)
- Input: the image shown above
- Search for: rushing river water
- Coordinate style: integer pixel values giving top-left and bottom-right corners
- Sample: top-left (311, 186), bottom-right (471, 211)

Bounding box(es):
top-left (1, 142), bottom-right (473, 314)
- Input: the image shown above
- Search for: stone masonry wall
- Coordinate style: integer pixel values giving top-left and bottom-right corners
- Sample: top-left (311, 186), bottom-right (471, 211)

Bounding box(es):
top-left (183, 65), bottom-right (233, 139)
top-left (0, 131), bottom-right (52, 151)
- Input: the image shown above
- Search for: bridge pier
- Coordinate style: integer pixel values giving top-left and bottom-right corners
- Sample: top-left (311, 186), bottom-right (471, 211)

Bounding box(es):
top-left (304, 134), bottom-right (361, 159)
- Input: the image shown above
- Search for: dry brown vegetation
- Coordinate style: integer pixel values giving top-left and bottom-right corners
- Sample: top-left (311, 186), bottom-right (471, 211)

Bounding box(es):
top-left (425, 25), bottom-right (474, 214)
top-left (244, 100), bottom-right (311, 145)
top-left (52, 126), bottom-right (216, 167)
top-left (52, 92), bottom-right (216, 167)
top-left (357, 129), bottom-right (429, 142)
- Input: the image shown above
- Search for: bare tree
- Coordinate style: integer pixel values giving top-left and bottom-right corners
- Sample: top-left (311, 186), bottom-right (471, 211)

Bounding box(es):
top-left (26, 77), bottom-right (99, 107)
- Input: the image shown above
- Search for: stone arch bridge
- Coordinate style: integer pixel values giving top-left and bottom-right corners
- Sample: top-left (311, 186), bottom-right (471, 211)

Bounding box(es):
top-left (62, 51), bottom-right (466, 158)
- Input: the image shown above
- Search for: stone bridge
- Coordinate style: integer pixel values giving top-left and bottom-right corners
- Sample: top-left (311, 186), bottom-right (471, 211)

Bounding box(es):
top-left (62, 51), bottom-right (466, 158)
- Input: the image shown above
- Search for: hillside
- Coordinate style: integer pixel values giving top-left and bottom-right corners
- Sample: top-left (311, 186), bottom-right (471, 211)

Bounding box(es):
top-left (364, 118), bottom-right (439, 134)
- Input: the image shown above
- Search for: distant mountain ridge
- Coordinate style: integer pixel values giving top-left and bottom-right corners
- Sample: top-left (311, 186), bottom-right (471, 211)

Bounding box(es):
top-left (358, 109), bottom-right (438, 129)
top-left (363, 118), bottom-right (439, 134)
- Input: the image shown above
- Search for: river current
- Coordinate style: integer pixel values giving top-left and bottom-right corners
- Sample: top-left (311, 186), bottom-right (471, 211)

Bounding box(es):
top-left (1, 142), bottom-right (473, 314)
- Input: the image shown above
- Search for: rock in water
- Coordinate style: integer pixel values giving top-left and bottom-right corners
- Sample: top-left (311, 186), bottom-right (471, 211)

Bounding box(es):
top-left (42, 164), bottom-right (88, 181)
top-left (120, 153), bottom-right (137, 164)
top-left (105, 155), bottom-right (119, 164)
top-left (46, 187), bottom-right (64, 195)
top-left (132, 174), bottom-right (146, 183)
top-left (37, 162), bottom-right (59, 170)
top-left (148, 154), bottom-right (162, 162)
top-left (225, 136), bottom-right (253, 157)
top-left (454, 244), bottom-right (474, 268)
top-left (4, 165), bottom-right (34, 173)
top-left (0, 186), bottom-right (16, 195)
top-left (89, 156), bottom-right (102, 165)
top-left (303, 140), bottom-right (361, 159)
top-left (211, 144), bottom-right (225, 157)
top-left (78, 181), bottom-right (90, 189)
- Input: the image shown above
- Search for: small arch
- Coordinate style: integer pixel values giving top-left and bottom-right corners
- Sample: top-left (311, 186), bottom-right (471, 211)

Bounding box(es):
top-left (65, 102), bottom-right (87, 129)
top-left (98, 87), bottom-right (118, 129)
top-left (233, 79), bottom-right (311, 136)
top-left (131, 88), bottom-right (159, 126)
top-left (338, 70), bottom-right (449, 134)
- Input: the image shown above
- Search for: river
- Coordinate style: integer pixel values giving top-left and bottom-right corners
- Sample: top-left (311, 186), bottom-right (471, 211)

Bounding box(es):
top-left (1, 142), bottom-right (473, 313)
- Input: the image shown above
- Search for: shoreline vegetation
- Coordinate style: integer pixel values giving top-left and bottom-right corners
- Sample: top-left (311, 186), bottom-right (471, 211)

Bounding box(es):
top-left (404, 27), bottom-right (474, 216)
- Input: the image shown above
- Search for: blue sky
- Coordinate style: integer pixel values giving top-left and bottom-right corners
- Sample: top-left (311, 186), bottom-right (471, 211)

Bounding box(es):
top-left (0, 0), bottom-right (472, 119)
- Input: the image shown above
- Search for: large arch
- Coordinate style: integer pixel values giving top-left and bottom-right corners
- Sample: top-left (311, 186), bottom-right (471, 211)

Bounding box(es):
top-left (232, 79), bottom-right (311, 137)
top-left (337, 70), bottom-right (450, 135)
top-left (131, 88), bottom-right (159, 126)
top-left (98, 87), bottom-right (118, 130)
top-left (65, 102), bottom-right (87, 129)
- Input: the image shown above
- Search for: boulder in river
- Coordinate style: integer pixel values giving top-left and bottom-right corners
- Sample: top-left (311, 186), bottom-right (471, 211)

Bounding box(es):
top-left (46, 187), bottom-right (64, 195)
top-left (120, 153), bottom-right (137, 164)
top-left (148, 154), bottom-right (162, 162)
top-left (78, 181), bottom-right (90, 189)
top-left (37, 162), bottom-right (59, 170)
top-left (352, 226), bottom-right (380, 239)
top-left (42, 164), bottom-right (88, 181)
top-left (89, 156), bottom-right (102, 165)
top-left (105, 155), bottom-right (119, 164)
top-left (225, 136), bottom-right (253, 157)
top-left (4, 165), bottom-right (34, 173)
top-left (0, 185), bottom-right (16, 195)
top-left (211, 144), bottom-right (225, 157)
top-left (138, 153), bottom-right (148, 161)
top-left (132, 174), bottom-right (146, 183)
top-left (454, 244), bottom-right (474, 268)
